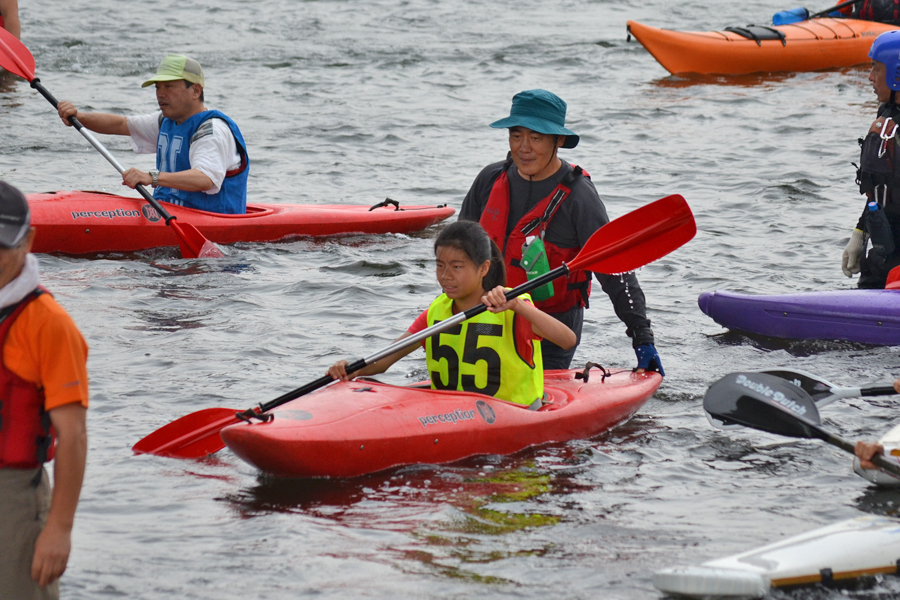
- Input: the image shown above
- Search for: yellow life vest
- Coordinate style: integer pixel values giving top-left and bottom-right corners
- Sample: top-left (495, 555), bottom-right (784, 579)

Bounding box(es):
top-left (425, 293), bottom-right (543, 406)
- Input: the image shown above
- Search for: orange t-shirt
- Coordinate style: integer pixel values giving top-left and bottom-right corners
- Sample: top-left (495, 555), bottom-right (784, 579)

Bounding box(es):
top-left (2, 293), bottom-right (89, 411)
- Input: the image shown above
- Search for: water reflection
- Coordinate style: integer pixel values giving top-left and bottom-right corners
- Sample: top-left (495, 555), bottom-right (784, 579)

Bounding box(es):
top-left (706, 329), bottom-right (874, 356)
top-left (651, 64), bottom-right (867, 89)
top-left (0, 69), bottom-right (25, 98)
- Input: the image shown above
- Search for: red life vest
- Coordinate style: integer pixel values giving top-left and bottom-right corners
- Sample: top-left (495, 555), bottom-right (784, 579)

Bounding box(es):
top-left (0, 15), bottom-right (5, 29)
top-left (479, 163), bottom-right (591, 314)
top-left (0, 289), bottom-right (55, 469)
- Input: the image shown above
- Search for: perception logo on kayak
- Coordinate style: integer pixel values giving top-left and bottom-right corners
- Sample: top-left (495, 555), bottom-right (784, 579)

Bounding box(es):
top-left (734, 374), bottom-right (807, 416)
top-left (417, 408), bottom-right (477, 428)
top-left (141, 205), bottom-right (163, 222)
top-left (475, 400), bottom-right (495, 424)
top-left (71, 208), bottom-right (142, 220)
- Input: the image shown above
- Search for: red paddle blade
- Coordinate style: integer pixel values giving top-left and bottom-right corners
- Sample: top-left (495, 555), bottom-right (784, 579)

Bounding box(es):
top-left (132, 407), bottom-right (240, 458)
top-left (569, 194), bottom-right (695, 274)
top-left (0, 28), bottom-right (35, 81)
top-left (170, 221), bottom-right (225, 259)
top-left (887, 266), bottom-right (900, 290)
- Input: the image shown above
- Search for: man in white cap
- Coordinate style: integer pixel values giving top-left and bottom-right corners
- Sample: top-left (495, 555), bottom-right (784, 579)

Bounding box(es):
top-left (0, 181), bottom-right (88, 599)
top-left (460, 89), bottom-right (664, 374)
top-left (56, 54), bottom-right (249, 214)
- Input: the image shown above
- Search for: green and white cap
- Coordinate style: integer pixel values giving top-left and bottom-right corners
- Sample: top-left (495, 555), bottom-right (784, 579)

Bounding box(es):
top-left (141, 54), bottom-right (205, 88)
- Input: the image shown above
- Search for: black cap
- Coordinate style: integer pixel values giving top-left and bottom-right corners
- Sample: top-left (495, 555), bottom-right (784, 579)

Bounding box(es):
top-left (0, 182), bottom-right (30, 249)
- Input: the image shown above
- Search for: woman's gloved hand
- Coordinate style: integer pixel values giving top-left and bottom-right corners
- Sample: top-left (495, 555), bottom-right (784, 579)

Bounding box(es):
top-left (842, 228), bottom-right (868, 277)
top-left (634, 344), bottom-right (664, 376)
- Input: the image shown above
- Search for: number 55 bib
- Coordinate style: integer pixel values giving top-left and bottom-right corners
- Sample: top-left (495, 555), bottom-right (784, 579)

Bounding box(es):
top-left (425, 293), bottom-right (543, 406)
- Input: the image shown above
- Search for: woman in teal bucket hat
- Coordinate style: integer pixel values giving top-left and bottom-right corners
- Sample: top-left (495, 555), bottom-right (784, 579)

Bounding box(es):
top-left (459, 89), bottom-right (664, 375)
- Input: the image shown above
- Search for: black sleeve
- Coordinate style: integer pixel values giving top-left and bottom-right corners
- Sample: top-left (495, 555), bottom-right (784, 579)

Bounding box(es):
top-left (595, 272), bottom-right (654, 348)
top-left (459, 161), bottom-right (507, 222)
top-left (564, 177), bottom-right (655, 347)
top-left (856, 203), bottom-right (868, 232)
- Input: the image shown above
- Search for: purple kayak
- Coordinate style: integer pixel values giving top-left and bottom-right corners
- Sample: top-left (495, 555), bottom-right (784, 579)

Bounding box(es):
top-left (698, 289), bottom-right (900, 346)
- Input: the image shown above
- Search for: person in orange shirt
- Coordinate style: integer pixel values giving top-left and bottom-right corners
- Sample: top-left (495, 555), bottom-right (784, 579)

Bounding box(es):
top-left (0, 181), bottom-right (89, 600)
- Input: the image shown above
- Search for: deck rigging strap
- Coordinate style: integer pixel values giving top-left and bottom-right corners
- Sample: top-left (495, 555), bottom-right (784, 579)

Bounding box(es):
top-left (724, 25), bottom-right (788, 46)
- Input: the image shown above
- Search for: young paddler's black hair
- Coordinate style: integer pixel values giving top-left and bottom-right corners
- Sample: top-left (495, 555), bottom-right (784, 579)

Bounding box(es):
top-left (434, 221), bottom-right (506, 291)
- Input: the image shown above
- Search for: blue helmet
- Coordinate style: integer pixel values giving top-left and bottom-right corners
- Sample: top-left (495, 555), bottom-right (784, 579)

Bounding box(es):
top-left (870, 31), bottom-right (900, 91)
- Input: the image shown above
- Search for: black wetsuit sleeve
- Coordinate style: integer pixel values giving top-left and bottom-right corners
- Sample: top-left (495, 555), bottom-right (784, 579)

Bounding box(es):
top-left (856, 204), bottom-right (869, 233)
top-left (595, 272), bottom-right (654, 347)
top-left (459, 161), bottom-right (507, 222)
top-left (561, 178), bottom-right (655, 347)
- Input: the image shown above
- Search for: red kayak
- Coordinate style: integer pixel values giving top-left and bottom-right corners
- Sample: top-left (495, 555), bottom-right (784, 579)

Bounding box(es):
top-left (27, 190), bottom-right (456, 254)
top-left (220, 368), bottom-right (661, 478)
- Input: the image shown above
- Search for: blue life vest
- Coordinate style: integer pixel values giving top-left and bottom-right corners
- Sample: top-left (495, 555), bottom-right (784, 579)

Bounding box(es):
top-left (155, 110), bottom-right (249, 214)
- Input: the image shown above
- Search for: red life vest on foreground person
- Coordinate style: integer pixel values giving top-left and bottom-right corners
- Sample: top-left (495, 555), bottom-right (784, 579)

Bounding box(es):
top-left (0, 289), bottom-right (54, 468)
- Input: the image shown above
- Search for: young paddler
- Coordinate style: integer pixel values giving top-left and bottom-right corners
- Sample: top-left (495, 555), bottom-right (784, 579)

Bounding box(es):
top-left (328, 221), bottom-right (576, 409)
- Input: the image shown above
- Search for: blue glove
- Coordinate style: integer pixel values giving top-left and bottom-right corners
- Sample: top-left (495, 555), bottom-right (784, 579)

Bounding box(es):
top-left (634, 344), bottom-right (664, 376)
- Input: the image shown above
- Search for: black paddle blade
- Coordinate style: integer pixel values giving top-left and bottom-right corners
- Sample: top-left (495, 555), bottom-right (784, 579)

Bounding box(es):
top-left (757, 369), bottom-right (835, 403)
top-left (703, 372), bottom-right (824, 439)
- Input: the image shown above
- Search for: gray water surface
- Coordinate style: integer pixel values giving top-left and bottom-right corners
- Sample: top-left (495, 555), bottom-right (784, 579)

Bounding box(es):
top-left (3, 0), bottom-right (900, 598)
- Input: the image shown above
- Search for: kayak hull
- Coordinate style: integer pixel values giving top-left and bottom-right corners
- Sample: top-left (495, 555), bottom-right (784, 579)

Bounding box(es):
top-left (627, 18), bottom-right (898, 75)
top-left (27, 190), bottom-right (455, 254)
top-left (654, 516), bottom-right (900, 597)
top-left (220, 368), bottom-right (661, 478)
top-left (698, 289), bottom-right (900, 345)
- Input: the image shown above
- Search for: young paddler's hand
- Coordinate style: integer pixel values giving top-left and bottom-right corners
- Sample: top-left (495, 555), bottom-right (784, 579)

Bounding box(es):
top-left (121, 168), bottom-right (152, 190)
top-left (855, 440), bottom-right (886, 470)
top-left (57, 100), bottom-right (79, 126)
top-left (894, 378), bottom-right (900, 394)
top-left (481, 285), bottom-right (519, 313)
top-left (328, 360), bottom-right (353, 382)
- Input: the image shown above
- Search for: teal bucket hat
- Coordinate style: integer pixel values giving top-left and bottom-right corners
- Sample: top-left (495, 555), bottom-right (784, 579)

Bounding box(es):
top-left (489, 89), bottom-right (579, 149)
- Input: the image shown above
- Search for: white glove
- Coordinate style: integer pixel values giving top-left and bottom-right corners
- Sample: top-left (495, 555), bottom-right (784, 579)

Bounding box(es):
top-left (842, 228), bottom-right (867, 277)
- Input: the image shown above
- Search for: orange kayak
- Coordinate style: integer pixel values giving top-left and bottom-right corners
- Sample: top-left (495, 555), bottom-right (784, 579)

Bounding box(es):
top-left (27, 190), bottom-right (455, 254)
top-left (627, 18), bottom-right (898, 75)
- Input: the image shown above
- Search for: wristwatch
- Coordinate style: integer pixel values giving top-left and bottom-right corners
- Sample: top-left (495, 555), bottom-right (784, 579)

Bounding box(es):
top-left (149, 169), bottom-right (159, 187)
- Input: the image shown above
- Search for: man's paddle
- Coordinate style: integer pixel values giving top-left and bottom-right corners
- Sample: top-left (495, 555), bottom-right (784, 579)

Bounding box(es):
top-left (703, 371), bottom-right (900, 477)
top-left (773, 0), bottom-right (862, 25)
top-left (132, 193), bottom-right (696, 459)
top-left (0, 28), bottom-right (223, 259)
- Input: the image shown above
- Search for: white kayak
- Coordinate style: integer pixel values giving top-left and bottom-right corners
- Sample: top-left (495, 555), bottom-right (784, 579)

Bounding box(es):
top-left (653, 516), bottom-right (900, 597)
top-left (854, 422), bottom-right (900, 487)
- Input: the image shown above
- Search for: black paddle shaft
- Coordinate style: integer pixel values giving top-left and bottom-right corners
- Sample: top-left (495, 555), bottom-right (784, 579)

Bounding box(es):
top-left (810, 0), bottom-right (862, 19)
top-left (28, 78), bottom-right (179, 226)
top-left (817, 427), bottom-right (900, 478)
top-left (862, 385), bottom-right (898, 396)
top-left (248, 262), bottom-right (573, 417)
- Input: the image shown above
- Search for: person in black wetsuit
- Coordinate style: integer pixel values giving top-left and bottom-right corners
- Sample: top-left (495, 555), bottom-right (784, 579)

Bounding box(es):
top-left (843, 31), bottom-right (900, 288)
top-left (459, 89), bottom-right (663, 374)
